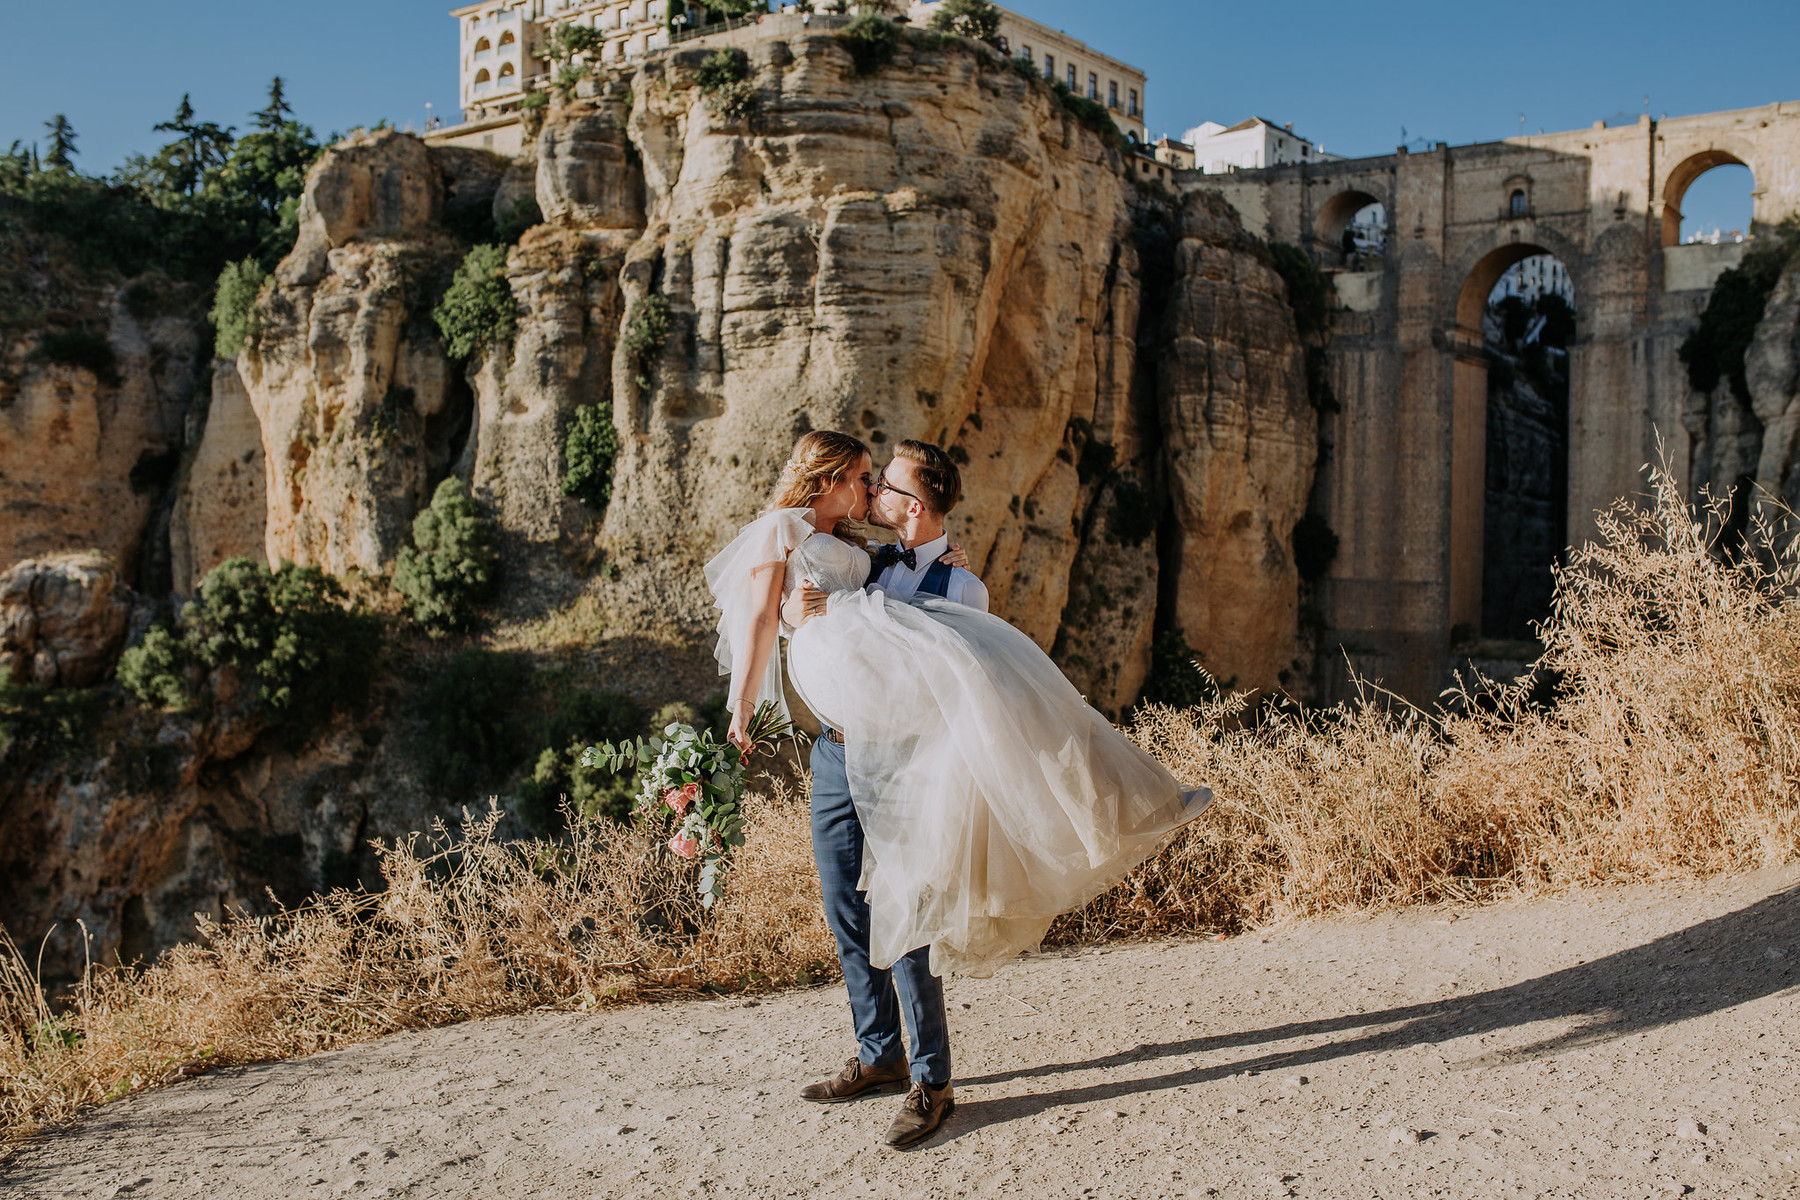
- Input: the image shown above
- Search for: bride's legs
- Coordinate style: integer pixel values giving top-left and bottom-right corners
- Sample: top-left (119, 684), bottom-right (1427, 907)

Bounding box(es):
top-left (809, 733), bottom-right (951, 1087)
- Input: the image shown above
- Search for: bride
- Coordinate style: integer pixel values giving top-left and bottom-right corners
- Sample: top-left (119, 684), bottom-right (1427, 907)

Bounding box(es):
top-left (707, 431), bottom-right (1211, 978)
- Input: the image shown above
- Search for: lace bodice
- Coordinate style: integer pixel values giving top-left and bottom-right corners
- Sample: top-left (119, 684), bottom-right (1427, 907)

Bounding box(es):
top-left (787, 531), bottom-right (873, 597)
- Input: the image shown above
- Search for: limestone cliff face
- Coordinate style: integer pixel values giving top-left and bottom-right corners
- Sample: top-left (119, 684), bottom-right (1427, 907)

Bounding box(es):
top-left (236, 131), bottom-right (488, 578)
top-left (1157, 196), bottom-right (1316, 691)
top-left (1748, 264), bottom-right (1800, 517)
top-left (170, 361), bottom-right (267, 593)
top-left (0, 287), bottom-right (204, 587)
top-left (601, 36), bottom-right (1139, 675)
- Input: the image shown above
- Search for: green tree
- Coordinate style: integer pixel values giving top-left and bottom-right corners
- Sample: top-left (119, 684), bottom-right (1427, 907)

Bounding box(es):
top-left (434, 244), bottom-right (517, 363)
top-left (210, 257), bottom-right (269, 358)
top-left (254, 76), bottom-right (294, 131)
top-left (544, 22), bottom-right (605, 64)
top-left (926, 0), bottom-right (1001, 41)
top-left (43, 115), bottom-right (76, 170)
top-left (562, 402), bottom-right (621, 509)
top-left (837, 14), bottom-right (900, 74)
top-left (151, 94), bottom-right (235, 196)
top-left (393, 478), bottom-right (500, 630)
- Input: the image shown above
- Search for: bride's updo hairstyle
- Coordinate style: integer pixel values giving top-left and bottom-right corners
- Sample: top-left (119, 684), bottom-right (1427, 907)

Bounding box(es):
top-left (765, 430), bottom-right (870, 545)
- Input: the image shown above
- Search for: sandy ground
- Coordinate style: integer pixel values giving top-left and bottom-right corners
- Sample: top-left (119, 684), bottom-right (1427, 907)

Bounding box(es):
top-left (5, 866), bottom-right (1798, 1200)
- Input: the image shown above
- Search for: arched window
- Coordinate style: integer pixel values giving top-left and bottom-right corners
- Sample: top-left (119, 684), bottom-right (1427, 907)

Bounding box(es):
top-left (474, 36), bottom-right (492, 52)
top-left (1509, 189), bottom-right (1527, 218)
top-left (499, 30), bottom-right (516, 46)
top-left (474, 68), bottom-right (492, 84)
top-left (498, 61), bottom-right (516, 78)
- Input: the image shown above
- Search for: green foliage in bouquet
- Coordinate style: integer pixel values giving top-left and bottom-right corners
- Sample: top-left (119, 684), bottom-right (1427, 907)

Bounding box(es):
top-left (580, 701), bottom-right (800, 907)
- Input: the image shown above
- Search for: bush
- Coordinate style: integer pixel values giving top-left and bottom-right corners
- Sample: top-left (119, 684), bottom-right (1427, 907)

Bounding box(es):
top-left (209, 257), bottom-right (267, 358)
top-left (1138, 629), bottom-right (1220, 710)
top-left (494, 196), bottom-right (543, 246)
top-left (517, 689), bottom-right (645, 828)
top-left (1106, 475), bottom-right (1158, 548)
top-left (562, 402), bottom-right (621, 510)
top-left (838, 14), bottom-right (900, 74)
top-left (620, 294), bottom-right (671, 389)
top-left (1268, 241), bottom-right (1332, 339)
top-left (116, 625), bottom-right (193, 711)
top-left (1292, 513), bottom-right (1340, 583)
top-left (119, 558), bottom-right (381, 736)
top-left (1679, 217), bottom-right (1800, 403)
top-left (926, 0), bottom-right (1001, 40)
top-left (418, 647), bottom-right (533, 789)
top-left (393, 478), bottom-right (499, 631)
top-left (34, 329), bottom-right (120, 387)
top-left (696, 48), bottom-right (751, 92)
top-left (433, 244), bottom-right (516, 364)
top-left (0, 678), bottom-right (103, 769)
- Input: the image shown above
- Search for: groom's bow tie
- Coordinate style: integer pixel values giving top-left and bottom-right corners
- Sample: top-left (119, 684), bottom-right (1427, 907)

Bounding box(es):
top-left (873, 543), bottom-right (918, 572)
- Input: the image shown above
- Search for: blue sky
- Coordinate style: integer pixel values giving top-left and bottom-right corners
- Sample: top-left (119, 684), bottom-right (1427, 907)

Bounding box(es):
top-left (3, 1), bottom-right (1793, 235)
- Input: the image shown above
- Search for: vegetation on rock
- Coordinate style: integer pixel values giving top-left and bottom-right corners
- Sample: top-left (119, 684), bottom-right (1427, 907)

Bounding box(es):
top-left (620, 294), bottom-right (671, 389)
top-left (209, 257), bottom-right (268, 359)
top-left (1268, 241), bottom-right (1332, 339)
top-left (838, 14), bottom-right (900, 74)
top-left (926, 0), bottom-right (1001, 41)
top-left (117, 558), bottom-right (380, 734)
top-left (561, 402), bottom-right (622, 510)
top-left (695, 48), bottom-right (757, 120)
top-left (1680, 216), bottom-right (1800, 403)
top-left (433, 244), bottom-right (517, 365)
top-left (392, 478), bottom-right (499, 631)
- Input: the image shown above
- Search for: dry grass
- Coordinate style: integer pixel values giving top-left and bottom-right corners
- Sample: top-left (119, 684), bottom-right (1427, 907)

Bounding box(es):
top-left (5, 471), bottom-right (1799, 1149)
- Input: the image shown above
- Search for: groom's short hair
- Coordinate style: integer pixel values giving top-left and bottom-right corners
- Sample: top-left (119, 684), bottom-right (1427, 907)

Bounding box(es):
top-left (893, 440), bottom-right (962, 515)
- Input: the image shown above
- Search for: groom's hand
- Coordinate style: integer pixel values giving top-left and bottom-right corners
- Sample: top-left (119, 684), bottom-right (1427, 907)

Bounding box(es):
top-left (941, 542), bottom-right (970, 570)
top-left (782, 580), bottom-right (828, 628)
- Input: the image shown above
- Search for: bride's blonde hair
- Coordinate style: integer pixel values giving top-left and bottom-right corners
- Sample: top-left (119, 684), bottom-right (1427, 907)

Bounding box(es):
top-left (765, 430), bottom-right (869, 545)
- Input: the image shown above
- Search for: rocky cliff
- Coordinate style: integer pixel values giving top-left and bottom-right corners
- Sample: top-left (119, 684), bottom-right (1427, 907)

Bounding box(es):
top-left (2, 29), bottom-right (1321, 975)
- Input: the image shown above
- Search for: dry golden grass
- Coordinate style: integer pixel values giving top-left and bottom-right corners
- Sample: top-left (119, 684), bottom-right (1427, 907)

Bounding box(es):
top-left (4, 471), bottom-right (1798, 1150)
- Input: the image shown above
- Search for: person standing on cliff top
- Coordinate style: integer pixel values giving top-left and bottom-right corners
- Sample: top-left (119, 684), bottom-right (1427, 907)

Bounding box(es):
top-left (706, 433), bottom-right (1211, 1150)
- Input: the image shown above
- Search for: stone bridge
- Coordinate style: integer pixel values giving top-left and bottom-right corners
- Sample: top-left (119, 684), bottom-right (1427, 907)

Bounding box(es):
top-left (1192, 100), bottom-right (1800, 701)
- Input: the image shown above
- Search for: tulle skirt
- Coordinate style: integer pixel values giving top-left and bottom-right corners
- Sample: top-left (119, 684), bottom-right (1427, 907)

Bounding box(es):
top-left (786, 589), bottom-right (1211, 978)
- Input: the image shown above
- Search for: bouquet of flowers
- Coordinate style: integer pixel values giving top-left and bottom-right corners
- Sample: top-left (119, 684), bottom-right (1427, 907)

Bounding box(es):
top-left (579, 701), bottom-right (801, 908)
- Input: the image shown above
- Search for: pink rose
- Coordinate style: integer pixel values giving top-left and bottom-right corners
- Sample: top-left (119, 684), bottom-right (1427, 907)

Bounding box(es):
top-left (664, 782), bottom-right (701, 815)
top-left (668, 833), bottom-right (700, 860)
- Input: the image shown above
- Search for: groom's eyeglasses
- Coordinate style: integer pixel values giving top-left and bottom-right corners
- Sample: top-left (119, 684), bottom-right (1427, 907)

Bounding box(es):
top-left (873, 470), bottom-right (922, 504)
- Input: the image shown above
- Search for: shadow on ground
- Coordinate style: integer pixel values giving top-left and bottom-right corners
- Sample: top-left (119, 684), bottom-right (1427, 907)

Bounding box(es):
top-left (944, 883), bottom-right (1800, 1142)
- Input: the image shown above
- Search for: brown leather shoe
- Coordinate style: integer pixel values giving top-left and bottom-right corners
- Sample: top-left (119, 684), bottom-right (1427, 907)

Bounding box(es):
top-left (799, 1056), bottom-right (908, 1103)
top-left (881, 1080), bottom-right (954, 1149)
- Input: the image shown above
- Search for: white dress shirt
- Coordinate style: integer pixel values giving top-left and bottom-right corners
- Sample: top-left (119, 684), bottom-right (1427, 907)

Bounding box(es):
top-left (870, 532), bottom-right (990, 613)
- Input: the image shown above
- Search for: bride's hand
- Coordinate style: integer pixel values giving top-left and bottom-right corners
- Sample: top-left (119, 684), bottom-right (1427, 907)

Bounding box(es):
top-left (940, 543), bottom-right (971, 570)
top-left (726, 697), bottom-right (756, 761)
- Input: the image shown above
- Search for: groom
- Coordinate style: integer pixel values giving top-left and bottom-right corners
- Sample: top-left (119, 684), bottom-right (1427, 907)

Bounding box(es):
top-left (781, 438), bottom-right (988, 1150)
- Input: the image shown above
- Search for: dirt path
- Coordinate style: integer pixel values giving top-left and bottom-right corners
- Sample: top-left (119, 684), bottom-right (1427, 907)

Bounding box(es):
top-left (6, 867), bottom-right (1798, 1200)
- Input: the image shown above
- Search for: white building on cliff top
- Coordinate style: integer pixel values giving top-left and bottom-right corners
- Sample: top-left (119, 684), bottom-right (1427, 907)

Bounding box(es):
top-left (1183, 116), bottom-right (1343, 174)
top-left (436, 1), bottom-right (1147, 154)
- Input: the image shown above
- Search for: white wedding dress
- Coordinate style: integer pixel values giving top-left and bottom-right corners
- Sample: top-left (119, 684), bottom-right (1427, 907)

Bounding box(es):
top-left (706, 508), bottom-right (1211, 978)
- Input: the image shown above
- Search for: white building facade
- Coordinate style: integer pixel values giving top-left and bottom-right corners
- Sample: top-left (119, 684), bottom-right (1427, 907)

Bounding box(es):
top-left (455, 0), bottom-right (674, 121)
top-left (906, 1), bottom-right (1147, 143)
top-left (1182, 116), bottom-right (1342, 174)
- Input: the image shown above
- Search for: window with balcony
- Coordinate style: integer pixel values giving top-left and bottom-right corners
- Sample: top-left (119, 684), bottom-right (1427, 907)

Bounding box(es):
top-left (1509, 189), bottom-right (1527, 217)
top-left (1108, 81), bottom-right (1118, 109)
top-left (499, 30), bottom-right (516, 45)
top-left (1044, 53), bottom-right (1053, 79)
top-left (499, 61), bottom-right (516, 78)
top-left (1066, 64), bottom-right (1075, 90)
top-left (1020, 44), bottom-right (1031, 63)
top-left (474, 36), bottom-right (492, 52)
top-left (474, 68), bottom-right (492, 86)
top-left (1128, 89), bottom-right (1139, 117)
top-left (1087, 73), bottom-right (1097, 100)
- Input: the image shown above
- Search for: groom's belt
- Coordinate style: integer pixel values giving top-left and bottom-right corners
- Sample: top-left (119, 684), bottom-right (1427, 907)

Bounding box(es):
top-left (824, 727), bottom-right (845, 744)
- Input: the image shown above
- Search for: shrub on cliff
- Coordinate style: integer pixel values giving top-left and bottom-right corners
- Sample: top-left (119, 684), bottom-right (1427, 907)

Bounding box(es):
top-left (620, 294), bottom-right (671, 389)
top-left (562, 402), bottom-right (621, 510)
top-left (696, 49), bottom-right (758, 121)
top-left (1268, 242), bottom-right (1332, 339)
top-left (209, 257), bottom-right (268, 358)
top-left (927, 0), bottom-right (1001, 41)
top-left (433, 244), bottom-right (517, 365)
top-left (1680, 216), bottom-right (1800, 404)
top-left (393, 478), bottom-right (499, 631)
top-left (33, 328), bottom-right (121, 387)
top-left (1137, 629), bottom-right (1221, 710)
top-left (118, 558), bottom-right (380, 733)
top-left (838, 14), bottom-right (900, 74)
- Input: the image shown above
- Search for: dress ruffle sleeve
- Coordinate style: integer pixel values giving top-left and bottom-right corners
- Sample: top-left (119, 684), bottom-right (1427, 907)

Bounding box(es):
top-left (702, 508), bottom-right (815, 721)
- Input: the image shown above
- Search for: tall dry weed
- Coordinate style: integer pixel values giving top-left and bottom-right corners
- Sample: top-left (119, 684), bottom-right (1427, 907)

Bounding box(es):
top-left (5, 470), bottom-right (1799, 1149)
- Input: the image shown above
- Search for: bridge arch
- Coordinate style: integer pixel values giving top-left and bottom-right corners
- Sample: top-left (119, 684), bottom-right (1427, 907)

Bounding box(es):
top-left (1314, 189), bottom-right (1382, 248)
top-left (1660, 148), bottom-right (1754, 246)
top-left (1449, 239), bottom-right (1582, 641)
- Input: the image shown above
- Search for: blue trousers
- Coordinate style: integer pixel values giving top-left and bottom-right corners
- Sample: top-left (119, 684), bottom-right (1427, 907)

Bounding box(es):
top-left (809, 733), bottom-right (951, 1088)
